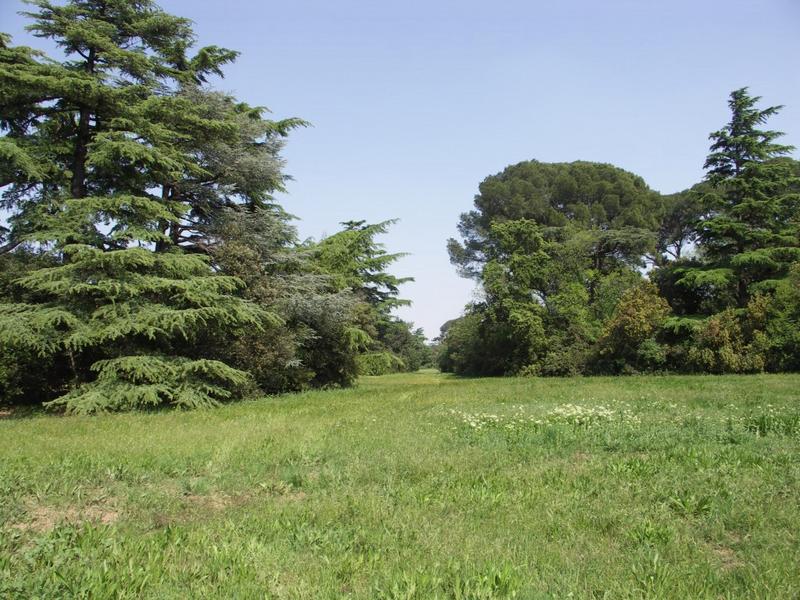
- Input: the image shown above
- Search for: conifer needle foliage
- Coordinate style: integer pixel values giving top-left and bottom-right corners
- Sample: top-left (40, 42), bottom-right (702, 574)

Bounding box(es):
top-left (440, 90), bottom-right (799, 376)
top-left (0, 0), bottom-right (291, 411)
top-left (0, 0), bottom-right (423, 410)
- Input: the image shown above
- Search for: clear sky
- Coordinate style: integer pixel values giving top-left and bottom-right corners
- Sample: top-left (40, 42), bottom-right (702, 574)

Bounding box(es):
top-left (2, 0), bottom-right (799, 338)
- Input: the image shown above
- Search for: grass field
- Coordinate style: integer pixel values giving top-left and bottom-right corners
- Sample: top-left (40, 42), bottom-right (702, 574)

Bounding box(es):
top-left (1, 371), bottom-right (799, 598)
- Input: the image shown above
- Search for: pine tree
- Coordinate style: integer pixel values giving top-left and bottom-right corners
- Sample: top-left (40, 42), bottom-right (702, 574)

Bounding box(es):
top-left (682, 88), bottom-right (800, 308)
top-left (313, 220), bottom-right (417, 375)
top-left (315, 220), bottom-right (412, 310)
top-left (0, 0), bottom-right (284, 411)
top-left (0, 244), bottom-right (271, 412)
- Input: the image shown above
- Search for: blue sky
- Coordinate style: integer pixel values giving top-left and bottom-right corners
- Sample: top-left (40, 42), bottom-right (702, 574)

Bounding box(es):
top-left (3, 0), bottom-right (799, 338)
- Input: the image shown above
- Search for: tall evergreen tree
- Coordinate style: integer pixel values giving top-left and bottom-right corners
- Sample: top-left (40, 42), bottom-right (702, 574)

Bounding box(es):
top-left (313, 220), bottom-right (419, 375)
top-left (680, 88), bottom-right (800, 308)
top-left (0, 0), bottom-right (285, 411)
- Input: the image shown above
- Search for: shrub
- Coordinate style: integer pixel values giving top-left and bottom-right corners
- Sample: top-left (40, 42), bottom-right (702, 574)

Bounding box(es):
top-left (356, 351), bottom-right (406, 376)
top-left (592, 282), bottom-right (670, 373)
top-left (686, 301), bottom-right (769, 374)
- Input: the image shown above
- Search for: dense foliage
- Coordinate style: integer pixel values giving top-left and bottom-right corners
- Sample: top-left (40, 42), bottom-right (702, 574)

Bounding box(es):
top-left (0, 0), bottom-right (421, 411)
top-left (439, 88), bottom-right (799, 376)
top-left (1, 0), bottom-right (796, 409)
top-left (313, 220), bottom-right (431, 375)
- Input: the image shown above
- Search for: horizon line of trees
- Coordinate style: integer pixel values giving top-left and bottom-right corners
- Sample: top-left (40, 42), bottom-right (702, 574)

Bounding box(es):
top-left (0, 0), bottom-right (429, 413)
top-left (437, 87), bottom-right (800, 377)
top-left (2, 2), bottom-right (797, 415)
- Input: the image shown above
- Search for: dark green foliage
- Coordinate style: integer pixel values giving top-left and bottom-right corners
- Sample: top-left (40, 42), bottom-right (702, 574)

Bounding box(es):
top-left (656, 184), bottom-right (707, 263)
top-left (441, 161), bottom-right (666, 376)
top-left (204, 207), bottom-right (364, 391)
top-left (441, 90), bottom-right (800, 377)
top-left (0, 0), bottom-right (412, 410)
top-left (763, 263), bottom-right (800, 371)
top-left (0, 250), bottom-right (63, 404)
top-left (680, 88), bottom-right (799, 309)
top-left (670, 90), bottom-right (800, 374)
top-left (0, 243), bottom-right (271, 412)
top-left (448, 160), bottom-right (662, 279)
top-left (0, 0), bottom-right (287, 411)
top-left (436, 311), bottom-right (495, 375)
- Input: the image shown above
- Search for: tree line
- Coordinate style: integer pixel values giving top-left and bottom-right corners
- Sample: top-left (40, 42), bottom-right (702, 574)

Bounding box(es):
top-left (0, 0), bottom-right (429, 413)
top-left (2, 1), bottom-right (797, 414)
top-left (437, 88), bottom-right (800, 376)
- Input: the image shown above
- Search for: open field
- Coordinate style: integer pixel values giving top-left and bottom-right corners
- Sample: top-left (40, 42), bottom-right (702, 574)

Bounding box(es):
top-left (1, 372), bottom-right (799, 598)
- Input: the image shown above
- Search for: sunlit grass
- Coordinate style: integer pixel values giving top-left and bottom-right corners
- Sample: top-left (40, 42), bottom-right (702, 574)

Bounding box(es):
top-left (2, 372), bottom-right (799, 598)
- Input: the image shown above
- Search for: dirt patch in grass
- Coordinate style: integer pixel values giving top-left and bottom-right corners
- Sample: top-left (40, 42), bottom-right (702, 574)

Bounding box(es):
top-left (151, 486), bottom-right (307, 528)
top-left (181, 486), bottom-right (307, 512)
top-left (710, 543), bottom-right (744, 572)
top-left (182, 492), bottom-right (249, 511)
top-left (12, 499), bottom-right (119, 533)
top-left (571, 451), bottom-right (592, 465)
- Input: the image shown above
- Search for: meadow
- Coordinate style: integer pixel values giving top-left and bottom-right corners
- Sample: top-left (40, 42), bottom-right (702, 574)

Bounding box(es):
top-left (1, 371), bottom-right (799, 598)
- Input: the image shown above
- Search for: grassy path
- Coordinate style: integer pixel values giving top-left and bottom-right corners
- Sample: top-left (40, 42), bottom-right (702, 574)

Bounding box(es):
top-left (2, 372), bottom-right (800, 598)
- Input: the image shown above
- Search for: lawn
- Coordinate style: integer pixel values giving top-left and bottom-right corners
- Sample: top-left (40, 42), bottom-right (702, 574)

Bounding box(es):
top-left (1, 372), bottom-right (799, 598)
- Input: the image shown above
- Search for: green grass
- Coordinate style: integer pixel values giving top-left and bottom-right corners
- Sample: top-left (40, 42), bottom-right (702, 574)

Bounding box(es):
top-left (2, 371), bottom-right (800, 598)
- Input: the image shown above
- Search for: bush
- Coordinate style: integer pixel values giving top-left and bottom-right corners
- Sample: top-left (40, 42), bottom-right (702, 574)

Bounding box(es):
top-left (356, 351), bottom-right (405, 375)
top-left (764, 263), bottom-right (800, 371)
top-left (592, 282), bottom-right (670, 373)
top-left (686, 304), bottom-right (768, 374)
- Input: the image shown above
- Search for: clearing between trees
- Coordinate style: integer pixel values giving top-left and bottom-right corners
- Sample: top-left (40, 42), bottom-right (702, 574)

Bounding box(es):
top-left (2, 371), bottom-right (799, 598)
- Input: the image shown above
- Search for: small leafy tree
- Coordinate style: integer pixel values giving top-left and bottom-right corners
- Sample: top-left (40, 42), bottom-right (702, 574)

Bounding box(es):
top-left (593, 282), bottom-right (670, 373)
top-left (206, 206), bottom-right (364, 390)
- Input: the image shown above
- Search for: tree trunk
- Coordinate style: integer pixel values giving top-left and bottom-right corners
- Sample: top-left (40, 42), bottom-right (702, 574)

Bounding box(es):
top-left (155, 184), bottom-right (173, 252)
top-left (70, 48), bottom-right (96, 199)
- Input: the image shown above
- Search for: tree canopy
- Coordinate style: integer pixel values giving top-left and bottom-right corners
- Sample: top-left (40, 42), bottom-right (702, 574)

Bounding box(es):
top-left (0, 0), bottom-right (421, 411)
top-left (439, 90), bottom-right (800, 377)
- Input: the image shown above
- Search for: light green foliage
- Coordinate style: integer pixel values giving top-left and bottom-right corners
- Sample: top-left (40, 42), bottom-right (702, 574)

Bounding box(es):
top-left (594, 282), bottom-right (671, 373)
top-left (1, 372), bottom-right (799, 596)
top-left (314, 220), bottom-right (411, 310)
top-left (685, 296), bottom-right (771, 374)
top-left (48, 356), bottom-right (251, 414)
top-left (355, 351), bottom-right (406, 376)
top-left (313, 220), bottom-right (421, 375)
